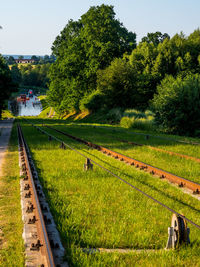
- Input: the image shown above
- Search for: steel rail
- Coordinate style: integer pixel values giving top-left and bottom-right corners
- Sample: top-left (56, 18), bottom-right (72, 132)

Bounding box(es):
top-left (24, 120), bottom-right (200, 231)
top-left (117, 139), bottom-right (200, 163)
top-left (18, 124), bottom-right (55, 267)
top-left (44, 124), bottom-right (200, 194)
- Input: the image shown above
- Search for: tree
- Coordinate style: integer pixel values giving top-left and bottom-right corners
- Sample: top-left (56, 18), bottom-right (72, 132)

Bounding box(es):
top-left (96, 58), bottom-right (152, 110)
top-left (48, 4), bottom-right (136, 113)
top-left (8, 56), bottom-right (16, 65)
top-left (0, 55), bottom-right (17, 117)
top-left (18, 55), bottom-right (24, 60)
top-left (141, 32), bottom-right (170, 46)
top-left (31, 55), bottom-right (39, 64)
top-left (10, 64), bottom-right (21, 84)
top-left (19, 63), bottom-right (50, 88)
top-left (151, 74), bottom-right (200, 136)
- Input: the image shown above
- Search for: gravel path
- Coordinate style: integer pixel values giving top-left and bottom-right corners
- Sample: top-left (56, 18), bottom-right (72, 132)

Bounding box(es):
top-left (0, 119), bottom-right (14, 176)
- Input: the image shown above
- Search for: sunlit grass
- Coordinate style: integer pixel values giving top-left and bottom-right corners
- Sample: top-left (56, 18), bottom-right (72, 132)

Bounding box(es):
top-left (39, 123), bottom-right (200, 183)
top-left (19, 119), bottom-right (200, 266)
top-left (0, 123), bottom-right (24, 266)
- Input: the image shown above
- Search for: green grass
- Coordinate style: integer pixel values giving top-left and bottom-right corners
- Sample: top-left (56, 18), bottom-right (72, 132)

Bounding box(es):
top-left (0, 123), bottom-right (24, 266)
top-left (33, 121), bottom-right (200, 184)
top-left (1, 110), bottom-right (14, 119)
top-left (18, 118), bottom-right (200, 266)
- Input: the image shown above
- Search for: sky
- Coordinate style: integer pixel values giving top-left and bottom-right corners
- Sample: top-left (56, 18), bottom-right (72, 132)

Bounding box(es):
top-left (0, 0), bottom-right (200, 55)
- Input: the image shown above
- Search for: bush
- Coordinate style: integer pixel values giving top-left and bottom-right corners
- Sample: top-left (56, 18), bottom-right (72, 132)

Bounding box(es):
top-left (123, 109), bottom-right (146, 119)
top-left (105, 108), bottom-right (124, 123)
top-left (120, 108), bottom-right (155, 130)
top-left (152, 74), bottom-right (200, 136)
top-left (79, 90), bottom-right (105, 112)
top-left (120, 117), bottom-right (134, 128)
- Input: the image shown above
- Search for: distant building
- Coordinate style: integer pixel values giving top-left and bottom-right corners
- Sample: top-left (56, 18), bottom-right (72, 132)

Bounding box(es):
top-left (15, 59), bottom-right (35, 64)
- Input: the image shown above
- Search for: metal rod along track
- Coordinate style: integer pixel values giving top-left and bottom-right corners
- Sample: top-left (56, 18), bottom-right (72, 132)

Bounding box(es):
top-left (44, 124), bottom-right (200, 194)
top-left (18, 123), bottom-right (55, 267)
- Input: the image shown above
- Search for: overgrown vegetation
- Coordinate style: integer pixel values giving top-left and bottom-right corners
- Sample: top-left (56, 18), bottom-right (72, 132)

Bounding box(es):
top-left (19, 118), bottom-right (200, 266)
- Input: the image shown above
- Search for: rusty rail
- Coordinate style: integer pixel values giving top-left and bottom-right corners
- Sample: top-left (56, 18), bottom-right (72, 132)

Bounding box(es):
top-left (44, 125), bottom-right (200, 194)
top-left (18, 124), bottom-right (55, 267)
top-left (118, 139), bottom-right (200, 163)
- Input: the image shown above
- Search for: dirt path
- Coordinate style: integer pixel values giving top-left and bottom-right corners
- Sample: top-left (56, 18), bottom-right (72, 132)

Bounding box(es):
top-left (0, 119), bottom-right (14, 176)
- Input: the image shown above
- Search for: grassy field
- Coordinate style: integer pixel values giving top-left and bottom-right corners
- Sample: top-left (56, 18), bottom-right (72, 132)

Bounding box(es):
top-left (0, 123), bottom-right (24, 267)
top-left (31, 119), bottom-right (200, 184)
top-left (18, 118), bottom-right (200, 266)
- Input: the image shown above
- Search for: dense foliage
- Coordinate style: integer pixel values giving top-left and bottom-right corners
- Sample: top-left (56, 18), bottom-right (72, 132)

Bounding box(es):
top-left (46, 4), bottom-right (200, 136)
top-left (0, 55), bottom-right (17, 118)
top-left (19, 64), bottom-right (50, 88)
top-left (152, 74), bottom-right (200, 136)
top-left (48, 4), bottom-right (136, 113)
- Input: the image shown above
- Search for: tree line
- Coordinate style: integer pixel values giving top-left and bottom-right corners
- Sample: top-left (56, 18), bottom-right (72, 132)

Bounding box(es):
top-left (10, 63), bottom-right (51, 88)
top-left (4, 54), bottom-right (56, 65)
top-left (47, 4), bottom-right (200, 136)
top-left (0, 56), bottom-right (52, 117)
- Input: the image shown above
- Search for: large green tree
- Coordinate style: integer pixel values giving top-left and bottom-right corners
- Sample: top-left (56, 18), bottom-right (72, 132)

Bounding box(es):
top-left (48, 4), bottom-right (136, 113)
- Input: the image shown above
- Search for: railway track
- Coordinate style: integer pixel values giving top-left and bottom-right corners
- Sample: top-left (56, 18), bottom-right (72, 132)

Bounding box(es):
top-left (117, 139), bottom-right (200, 163)
top-left (22, 120), bottom-right (200, 248)
top-left (42, 124), bottom-right (200, 194)
top-left (18, 123), bottom-right (67, 267)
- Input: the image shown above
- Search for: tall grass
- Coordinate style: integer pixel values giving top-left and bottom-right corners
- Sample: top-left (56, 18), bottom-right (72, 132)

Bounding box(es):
top-left (19, 119), bottom-right (200, 266)
top-left (120, 109), bottom-right (155, 131)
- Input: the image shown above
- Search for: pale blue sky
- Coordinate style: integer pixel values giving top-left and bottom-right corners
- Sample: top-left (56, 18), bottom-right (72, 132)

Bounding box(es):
top-left (0, 0), bottom-right (199, 55)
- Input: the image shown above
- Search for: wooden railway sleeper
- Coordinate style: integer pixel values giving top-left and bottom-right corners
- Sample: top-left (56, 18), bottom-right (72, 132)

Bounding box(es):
top-left (26, 204), bottom-right (34, 213)
top-left (30, 240), bottom-right (43, 251)
top-left (28, 216), bottom-right (37, 224)
top-left (25, 191), bottom-right (31, 198)
top-left (24, 184), bottom-right (30, 190)
top-left (23, 175), bottom-right (28, 181)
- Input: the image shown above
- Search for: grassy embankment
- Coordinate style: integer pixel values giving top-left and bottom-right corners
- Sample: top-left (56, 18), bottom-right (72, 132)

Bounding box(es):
top-left (37, 95), bottom-right (57, 119)
top-left (1, 110), bottom-right (14, 120)
top-left (19, 118), bottom-right (200, 266)
top-left (0, 122), bottom-right (24, 266)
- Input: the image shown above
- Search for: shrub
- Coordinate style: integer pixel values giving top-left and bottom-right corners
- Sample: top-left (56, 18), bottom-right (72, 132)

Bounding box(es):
top-left (152, 74), bottom-right (200, 136)
top-left (79, 90), bottom-right (105, 112)
top-left (120, 117), bottom-right (134, 128)
top-left (123, 109), bottom-right (146, 119)
top-left (105, 108), bottom-right (124, 123)
top-left (132, 118), bottom-right (155, 131)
